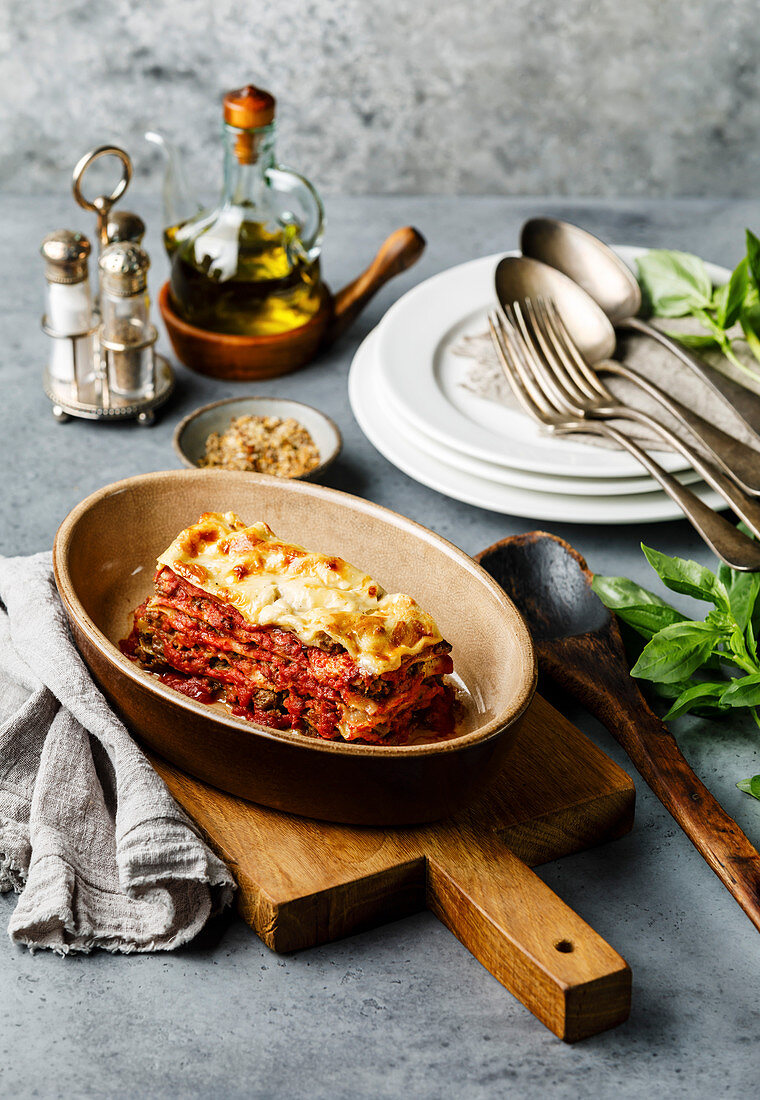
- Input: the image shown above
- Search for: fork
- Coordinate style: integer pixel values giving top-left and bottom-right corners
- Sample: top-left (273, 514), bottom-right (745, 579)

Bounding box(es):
top-left (597, 358), bottom-right (760, 498)
top-left (519, 298), bottom-right (760, 543)
top-left (487, 307), bottom-right (760, 571)
top-left (526, 296), bottom-right (760, 494)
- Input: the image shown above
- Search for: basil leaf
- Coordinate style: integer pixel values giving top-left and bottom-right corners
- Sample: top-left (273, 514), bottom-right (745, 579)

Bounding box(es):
top-left (694, 309), bottom-right (734, 353)
top-left (670, 321), bottom-right (747, 374)
top-left (740, 301), bottom-right (760, 367)
top-left (728, 624), bottom-right (753, 669)
top-left (737, 774), bottom-right (760, 801)
top-left (615, 604), bottom-right (687, 639)
top-left (720, 672), bottom-right (760, 707)
top-left (722, 528), bottom-right (760, 644)
top-left (665, 332), bottom-right (721, 350)
top-left (631, 620), bottom-right (722, 684)
top-left (746, 229), bottom-right (760, 290)
top-left (648, 678), bottom-right (696, 700)
top-left (712, 281), bottom-right (728, 314)
top-left (693, 312), bottom-right (748, 373)
top-left (591, 574), bottom-right (685, 638)
top-left (716, 258), bottom-right (748, 330)
top-left (591, 574), bottom-right (665, 607)
top-left (636, 250), bottom-right (713, 317)
top-left (723, 570), bottom-right (760, 632)
top-left (663, 681), bottom-right (731, 721)
top-left (641, 544), bottom-right (730, 610)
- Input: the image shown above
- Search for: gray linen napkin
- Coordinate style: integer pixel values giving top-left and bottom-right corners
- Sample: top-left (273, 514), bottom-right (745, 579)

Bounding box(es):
top-left (0, 551), bottom-right (235, 954)
top-left (454, 318), bottom-right (760, 452)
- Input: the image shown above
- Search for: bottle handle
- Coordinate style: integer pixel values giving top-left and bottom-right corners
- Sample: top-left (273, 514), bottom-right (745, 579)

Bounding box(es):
top-left (267, 164), bottom-right (325, 261)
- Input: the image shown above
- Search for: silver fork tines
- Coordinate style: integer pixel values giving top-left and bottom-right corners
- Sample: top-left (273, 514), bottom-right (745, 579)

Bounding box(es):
top-left (486, 301), bottom-right (760, 571)
top-left (501, 297), bottom-right (760, 545)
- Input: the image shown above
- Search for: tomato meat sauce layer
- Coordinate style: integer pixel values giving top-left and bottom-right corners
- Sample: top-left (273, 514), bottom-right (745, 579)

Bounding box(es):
top-left (122, 567), bottom-right (455, 744)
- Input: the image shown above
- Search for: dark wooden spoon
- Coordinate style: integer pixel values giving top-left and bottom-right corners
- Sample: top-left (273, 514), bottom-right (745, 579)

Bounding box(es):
top-left (476, 529), bottom-right (760, 933)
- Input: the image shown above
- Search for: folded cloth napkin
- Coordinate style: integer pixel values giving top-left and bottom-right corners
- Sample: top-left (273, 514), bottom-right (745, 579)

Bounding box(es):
top-left (454, 316), bottom-right (760, 452)
top-left (0, 551), bottom-right (235, 954)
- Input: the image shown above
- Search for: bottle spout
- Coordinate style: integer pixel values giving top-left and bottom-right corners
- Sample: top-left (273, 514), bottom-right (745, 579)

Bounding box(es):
top-left (145, 131), bottom-right (202, 232)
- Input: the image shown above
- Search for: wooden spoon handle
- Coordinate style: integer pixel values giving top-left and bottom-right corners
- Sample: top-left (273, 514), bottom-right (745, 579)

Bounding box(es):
top-left (327, 226), bottom-right (426, 344)
top-left (607, 695), bottom-right (760, 930)
top-left (549, 636), bottom-right (760, 931)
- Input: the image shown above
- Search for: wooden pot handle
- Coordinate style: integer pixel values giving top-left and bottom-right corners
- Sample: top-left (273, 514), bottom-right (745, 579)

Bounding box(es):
top-left (327, 226), bottom-right (426, 345)
top-left (428, 846), bottom-right (631, 1042)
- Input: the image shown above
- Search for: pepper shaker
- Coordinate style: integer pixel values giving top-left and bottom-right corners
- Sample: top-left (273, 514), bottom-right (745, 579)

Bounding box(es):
top-left (98, 242), bottom-right (156, 398)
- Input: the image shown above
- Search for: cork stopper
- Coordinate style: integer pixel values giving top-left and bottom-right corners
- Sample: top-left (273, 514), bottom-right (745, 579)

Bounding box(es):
top-left (223, 84), bottom-right (276, 130)
top-left (99, 242), bottom-right (150, 297)
top-left (41, 230), bottom-right (91, 285)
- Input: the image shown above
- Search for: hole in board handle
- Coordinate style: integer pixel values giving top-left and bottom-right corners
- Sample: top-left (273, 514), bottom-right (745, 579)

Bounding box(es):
top-left (554, 939), bottom-right (574, 953)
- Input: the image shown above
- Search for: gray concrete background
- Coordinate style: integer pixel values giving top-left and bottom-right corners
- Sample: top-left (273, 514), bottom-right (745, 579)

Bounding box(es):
top-left (3, 0), bottom-right (760, 199)
top-left (2, 193), bottom-right (760, 1096)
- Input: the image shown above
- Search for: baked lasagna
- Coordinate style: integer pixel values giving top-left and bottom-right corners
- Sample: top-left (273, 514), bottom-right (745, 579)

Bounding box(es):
top-left (122, 512), bottom-right (455, 743)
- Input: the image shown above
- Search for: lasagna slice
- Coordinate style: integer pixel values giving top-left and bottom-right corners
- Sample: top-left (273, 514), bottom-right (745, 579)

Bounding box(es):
top-left (122, 512), bottom-right (455, 743)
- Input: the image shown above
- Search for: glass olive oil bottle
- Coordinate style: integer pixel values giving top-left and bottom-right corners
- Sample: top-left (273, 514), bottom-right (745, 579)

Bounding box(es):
top-left (167, 85), bottom-right (324, 337)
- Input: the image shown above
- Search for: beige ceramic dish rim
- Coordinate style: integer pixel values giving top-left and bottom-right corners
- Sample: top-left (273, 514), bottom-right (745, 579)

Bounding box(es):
top-left (172, 395), bottom-right (343, 480)
top-left (53, 469), bottom-right (537, 759)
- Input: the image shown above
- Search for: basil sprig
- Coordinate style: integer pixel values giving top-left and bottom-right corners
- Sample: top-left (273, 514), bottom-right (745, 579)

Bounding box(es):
top-left (592, 538), bottom-right (760, 801)
top-left (636, 230), bottom-right (760, 378)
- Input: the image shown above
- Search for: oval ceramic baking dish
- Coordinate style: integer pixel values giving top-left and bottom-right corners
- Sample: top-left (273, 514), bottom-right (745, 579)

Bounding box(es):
top-left (53, 469), bottom-right (536, 825)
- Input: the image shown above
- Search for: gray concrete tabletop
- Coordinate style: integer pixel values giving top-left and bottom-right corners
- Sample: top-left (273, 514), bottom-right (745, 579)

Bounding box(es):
top-left (2, 192), bottom-right (760, 1098)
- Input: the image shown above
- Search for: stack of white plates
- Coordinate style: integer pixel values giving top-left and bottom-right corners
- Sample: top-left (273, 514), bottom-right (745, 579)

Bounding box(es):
top-left (348, 248), bottom-right (729, 523)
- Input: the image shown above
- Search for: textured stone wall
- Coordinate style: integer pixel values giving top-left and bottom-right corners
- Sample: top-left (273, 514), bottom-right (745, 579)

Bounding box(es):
top-left (2, 0), bottom-right (758, 198)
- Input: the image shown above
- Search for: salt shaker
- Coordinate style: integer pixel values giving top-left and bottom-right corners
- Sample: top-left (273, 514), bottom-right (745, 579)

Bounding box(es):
top-left (98, 242), bottom-right (156, 398)
top-left (40, 230), bottom-right (96, 389)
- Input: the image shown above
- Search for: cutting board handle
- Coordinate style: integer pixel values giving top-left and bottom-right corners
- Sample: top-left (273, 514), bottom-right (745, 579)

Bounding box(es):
top-left (428, 847), bottom-right (631, 1042)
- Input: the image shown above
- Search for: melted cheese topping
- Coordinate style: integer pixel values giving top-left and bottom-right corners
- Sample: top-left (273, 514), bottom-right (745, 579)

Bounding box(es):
top-left (157, 512), bottom-right (445, 675)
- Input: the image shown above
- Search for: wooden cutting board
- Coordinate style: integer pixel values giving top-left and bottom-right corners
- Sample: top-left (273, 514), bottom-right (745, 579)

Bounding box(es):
top-left (149, 693), bottom-right (635, 1042)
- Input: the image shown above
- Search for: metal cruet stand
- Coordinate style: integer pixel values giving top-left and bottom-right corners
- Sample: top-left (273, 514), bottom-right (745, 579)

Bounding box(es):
top-left (41, 145), bottom-right (174, 425)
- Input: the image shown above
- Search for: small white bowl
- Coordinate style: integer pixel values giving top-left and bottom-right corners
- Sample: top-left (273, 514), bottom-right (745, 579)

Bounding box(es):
top-left (173, 396), bottom-right (342, 481)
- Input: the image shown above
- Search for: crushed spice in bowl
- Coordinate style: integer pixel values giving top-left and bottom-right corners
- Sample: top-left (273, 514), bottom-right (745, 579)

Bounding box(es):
top-left (199, 415), bottom-right (320, 478)
top-left (173, 396), bottom-right (342, 481)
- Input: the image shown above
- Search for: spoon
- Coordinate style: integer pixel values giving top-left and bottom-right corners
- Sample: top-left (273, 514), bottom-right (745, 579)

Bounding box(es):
top-left (476, 529), bottom-right (760, 934)
top-left (520, 217), bottom-right (760, 448)
top-left (494, 254), bottom-right (760, 498)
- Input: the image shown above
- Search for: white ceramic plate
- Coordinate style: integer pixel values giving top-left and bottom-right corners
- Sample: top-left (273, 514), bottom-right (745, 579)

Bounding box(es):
top-left (374, 342), bottom-right (701, 497)
top-left (376, 246), bottom-right (731, 479)
top-left (350, 329), bottom-right (727, 524)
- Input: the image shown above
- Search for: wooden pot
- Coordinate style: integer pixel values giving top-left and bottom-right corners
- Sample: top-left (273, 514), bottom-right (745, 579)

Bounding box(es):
top-left (158, 226), bottom-right (425, 381)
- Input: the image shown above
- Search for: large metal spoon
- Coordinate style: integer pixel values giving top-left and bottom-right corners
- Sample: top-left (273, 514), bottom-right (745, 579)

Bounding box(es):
top-left (494, 254), bottom-right (760, 498)
top-left (476, 529), bottom-right (760, 934)
top-left (520, 216), bottom-right (760, 448)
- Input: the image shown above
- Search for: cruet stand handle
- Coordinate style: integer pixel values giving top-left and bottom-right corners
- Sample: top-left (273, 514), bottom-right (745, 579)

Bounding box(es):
top-left (72, 145), bottom-right (133, 251)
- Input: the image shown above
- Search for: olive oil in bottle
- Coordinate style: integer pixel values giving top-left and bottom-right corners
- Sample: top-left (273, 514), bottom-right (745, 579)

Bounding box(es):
top-left (167, 85), bottom-right (324, 338)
